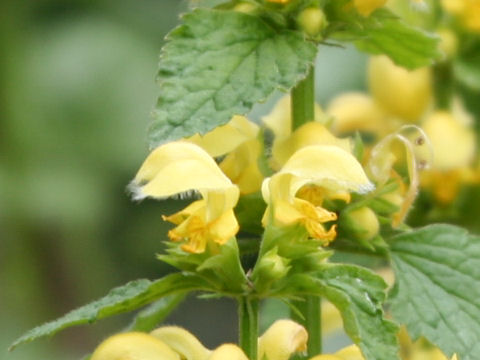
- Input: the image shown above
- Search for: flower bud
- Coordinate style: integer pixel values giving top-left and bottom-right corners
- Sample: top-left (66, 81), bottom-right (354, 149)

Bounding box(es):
top-left (233, 2), bottom-right (259, 14)
top-left (352, 0), bottom-right (387, 16)
top-left (258, 320), bottom-right (308, 360)
top-left (297, 7), bottom-right (328, 37)
top-left (368, 55), bottom-right (432, 122)
top-left (90, 332), bottom-right (180, 360)
top-left (437, 28), bottom-right (458, 60)
top-left (253, 247), bottom-right (290, 286)
top-left (341, 206), bottom-right (379, 241)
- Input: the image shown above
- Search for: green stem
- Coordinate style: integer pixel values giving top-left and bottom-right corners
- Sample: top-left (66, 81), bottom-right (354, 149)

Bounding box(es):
top-left (291, 296), bottom-right (322, 358)
top-left (291, 66), bottom-right (315, 130)
top-left (290, 63), bottom-right (321, 358)
top-left (238, 296), bottom-right (259, 360)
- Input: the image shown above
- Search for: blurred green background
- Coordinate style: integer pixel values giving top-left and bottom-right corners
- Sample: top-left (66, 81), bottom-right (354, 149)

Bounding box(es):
top-left (0, 1), bottom-right (370, 359)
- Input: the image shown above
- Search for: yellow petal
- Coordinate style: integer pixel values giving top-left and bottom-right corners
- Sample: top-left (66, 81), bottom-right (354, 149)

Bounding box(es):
top-left (422, 110), bottom-right (476, 170)
top-left (262, 95), bottom-right (324, 141)
top-left (334, 344), bottom-right (365, 360)
top-left (272, 122), bottom-right (352, 168)
top-left (90, 332), bottom-right (180, 360)
top-left (150, 326), bottom-right (211, 360)
top-left (280, 145), bottom-right (374, 195)
top-left (220, 138), bottom-right (264, 194)
top-left (353, 0), bottom-right (387, 16)
top-left (368, 55), bottom-right (432, 122)
top-left (187, 116), bottom-right (259, 158)
top-left (258, 319), bottom-right (308, 360)
top-left (131, 142), bottom-right (236, 200)
top-left (208, 344), bottom-right (249, 360)
top-left (327, 92), bottom-right (386, 136)
top-left (166, 206), bottom-right (239, 253)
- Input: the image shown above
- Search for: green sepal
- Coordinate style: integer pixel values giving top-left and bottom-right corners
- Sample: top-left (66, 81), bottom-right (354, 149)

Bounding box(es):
top-left (9, 274), bottom-right (212, 351)
top-left (389, 224), bottom-right (480, 360)
top-left (149, 8), bottom-right (317, 146)
top-left (159, 237), bottom-right (248, 294)
top-left (454, 57), bottom-right (480, 92)
top-left (126, 293), bottom-right (186, 332)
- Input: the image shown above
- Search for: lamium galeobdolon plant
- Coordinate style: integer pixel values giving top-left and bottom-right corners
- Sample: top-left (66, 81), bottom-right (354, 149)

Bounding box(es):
top-left (9, 0), bottom-right (480, 360)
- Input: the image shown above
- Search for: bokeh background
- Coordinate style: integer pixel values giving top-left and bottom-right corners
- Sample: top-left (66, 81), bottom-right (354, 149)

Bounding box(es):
top-left (0, 1), bottom-right (404, 359)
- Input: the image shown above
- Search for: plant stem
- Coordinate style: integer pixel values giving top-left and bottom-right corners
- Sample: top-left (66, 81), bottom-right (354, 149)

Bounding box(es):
top-left (290, 64), bottom-right (322, 357)
top-left (238, 296), bottom-right (259, 360)
top-left (291, 66), bottom-right (315, 130)
top-left (291, 296), bottom-right (322, 357)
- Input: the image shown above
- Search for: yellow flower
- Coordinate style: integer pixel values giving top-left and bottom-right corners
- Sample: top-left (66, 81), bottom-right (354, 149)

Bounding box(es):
top-left (258, 319), bottom-right (308, 360)
top-left (352, 0), bottom-right (388, 16)
top-left (263, 145), bottom-right (374, 244)
top-left (309, 344), bottom-right (364, 360)
top-left (90, 321), bottom-right (307, 360)
top-left (187, 116), bottom-right (263, 194)
top-left (262, 96), bottom-right (351, 169)
top-left (420, 109), bottom-right (478, 204)
top-left (130, 142), bottom-right (240, 253)
top-left (442, 0), bottom-right (480, 33)
top-left (368, 56), bottom-right (432, 123)
top-left (327, 92), bottom-right (387, 136)
top-left (90, 332), bottom-right (181, 360)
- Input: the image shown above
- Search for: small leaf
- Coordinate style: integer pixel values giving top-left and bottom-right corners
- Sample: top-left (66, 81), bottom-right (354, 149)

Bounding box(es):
top-left (390, 224), bottom-right (480, 360)
top-left (318, 264), bottom-right (400, 360)
top-left (149, 8), bottom-right (317, 146)
top-left (354, 16), bottom-right (440, 69)
top-left (10, 273), bottom-right (211, 351)
top-left (127, 293), bottom-right (186, 332)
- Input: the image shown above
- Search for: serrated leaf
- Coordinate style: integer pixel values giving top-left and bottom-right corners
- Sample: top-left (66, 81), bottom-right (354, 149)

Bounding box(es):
top-left (10, 273), bottom-right (211, 351)
top-left (149, 8), bottom-right (317, 146)
top-left (390, 224), bottom-right (480, 360)
top-left (271, 264), bottom-right (399, 360)
top-left (127, 293), bottom-right (186, 332)
top-left (354, 17), bottom-right (440, 69)
top-left (318, 264), bottom-right (400, 360)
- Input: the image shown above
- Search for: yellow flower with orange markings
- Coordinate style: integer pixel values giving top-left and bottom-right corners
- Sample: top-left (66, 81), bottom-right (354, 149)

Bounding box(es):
top-left (130, 142), bottom-right (240, 253)
top-left (262, 145), bottom-right (374, 244)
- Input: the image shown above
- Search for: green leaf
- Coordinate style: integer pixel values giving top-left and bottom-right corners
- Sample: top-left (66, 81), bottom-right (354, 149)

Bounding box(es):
top-left (354, 15), bottom-right (441, 69)
top-left (271, 264), bottom-right (399, 360)
top-left (390, 224), bottom-right (480, 360)
top-left (149, 8), bottom-right (317, 146)
top-left (10, 273), bottom-right (211, 351)
top-left (454, 57), bottom-right (480, 91)
top-left (318, 264), bottom-right (400, 360)
top-left (127, 293), bottom-right (186, 332)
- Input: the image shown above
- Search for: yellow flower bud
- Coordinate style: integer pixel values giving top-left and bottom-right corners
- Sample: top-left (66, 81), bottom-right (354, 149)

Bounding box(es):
top-left (233, 2), bottom-right (259, 14)
top-left (208, 344), bottom-right (249, 360)
top-left (297, 7), bottom-right (328, 37)
top-left (327, 92), bottom-right (386, 136)
top-left (258, 319), bottom-right (308, 360)
top-left (150, 326), bottom-right (211, 360)
top-left (353, 0), bottom-right (387, 16)
top-left (368, 56), bottom-right (432, 122)
top-left (422, 110), bottom-right (476, 170)
top-left (437, 28), bottom-right (458, 60)
top-left (90, 332), bottom-right (180, 360)
top-left (341, 206), bottom-right (380, 241)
